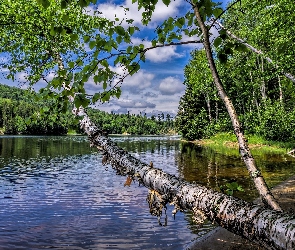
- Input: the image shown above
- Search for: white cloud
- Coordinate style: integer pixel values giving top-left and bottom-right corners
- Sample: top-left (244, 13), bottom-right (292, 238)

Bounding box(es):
top-left (113, 98), bottom-right (156, 109)
top-left (131, 37), bottom-right (183, 63)
top-left (158, 76), bottom-right (185, 95)
top-left (96, 0), bottom-right (182, 27)
top-left (15, 72), bottom-right (28, 82)
top-left (111, 65), bottom-right (155, 93)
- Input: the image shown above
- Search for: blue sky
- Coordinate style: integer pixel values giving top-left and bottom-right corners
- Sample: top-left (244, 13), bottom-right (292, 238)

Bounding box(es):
top-left (0, 0), bottom-right (230, 117)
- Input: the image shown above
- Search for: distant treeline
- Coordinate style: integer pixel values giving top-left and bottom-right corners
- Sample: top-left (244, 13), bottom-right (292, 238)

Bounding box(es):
top-left (0, 84), bottom-right (175, 135)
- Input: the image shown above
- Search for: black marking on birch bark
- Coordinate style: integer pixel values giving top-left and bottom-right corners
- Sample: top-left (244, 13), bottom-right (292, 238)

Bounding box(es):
top-left (76, 110), bottom-right (295, 249)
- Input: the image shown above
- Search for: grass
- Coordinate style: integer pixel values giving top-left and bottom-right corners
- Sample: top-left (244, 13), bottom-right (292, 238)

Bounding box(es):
top-left (193, 132), bottom-right (294, 156)
top-left (67, 129), bottom-right (80, 135)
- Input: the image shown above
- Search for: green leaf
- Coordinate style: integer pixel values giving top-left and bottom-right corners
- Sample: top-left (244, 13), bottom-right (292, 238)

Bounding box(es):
top-left (162, 0), bottom-right (171, 7)
top-left (68, 62), bottom-right (75, 68)
top-left (101, 92), bottom-right (110, 102)
top-left (40, 0), bottom-right (50, 8)
top-left (227, 190), bottom-right (233, 196)
top-left (92, 93), bottom-right (101, 103)
top-left (213, 8), bottom-right (223, 18)
top-left (60, 28), bottom-right (67, 36)
top-left (71, 34), bottom-right (79, 41)
top-left (128, 26), bottom-right (135, 35)
top-left (126, 46), bottom-right (132, 53)
top-left (116, 35), bottom-right (122, 44)
top-left (115, 26), bottom-right (125, 36)
top-left (213, 37), bottom-right (222, 47)
top-left (128, 63), bottom-right (140, 75)
top-left (50, 26), bottom-right (56, 36)
top-left (176, 17), bottom-right (185, 28)
top-left (101, 60), bottom-right (108, 68)
top-left (75, 94), bottom-right (90, 108)
top-left (62, 14), bottom-right (69, 22)
top-left (61, 0), bottom-right (67, 9)
top-left (157, 28), bottom-right (162, 34)
top-left (103, 81), bottom-right (107, 89)
top-left (93, 75), bottom-right (101, 83)
top-left (89, 41), bottom-right (96, 50)
top-left (219, 29), bottom-right (227, 40)
top-left (79, 0), bottom-right (88, 8)
top-left (140, 52), bottom-right (145, 62)
top-left (83, 35), bottom-right (90, 43)
top-left (115, 88), bottom-right (121, 99)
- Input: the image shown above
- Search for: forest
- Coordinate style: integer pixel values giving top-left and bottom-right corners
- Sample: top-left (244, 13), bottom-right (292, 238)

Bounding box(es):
top-left (0, 84), bottom-right (174, 135)
top-left (176, 0), bottom-right (295, 143)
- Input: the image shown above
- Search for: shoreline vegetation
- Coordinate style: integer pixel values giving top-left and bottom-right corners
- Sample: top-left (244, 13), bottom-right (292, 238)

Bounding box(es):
top-left (0, 83), bottom-right (175, 136)
top-left (188, 132), bottom-right (295, 156)
top-left (186, 132), bottom-right (295, 156)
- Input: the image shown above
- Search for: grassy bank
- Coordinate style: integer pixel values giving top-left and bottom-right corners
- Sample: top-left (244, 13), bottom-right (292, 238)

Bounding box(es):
top-left (190, 132), bottom-right (294, 156)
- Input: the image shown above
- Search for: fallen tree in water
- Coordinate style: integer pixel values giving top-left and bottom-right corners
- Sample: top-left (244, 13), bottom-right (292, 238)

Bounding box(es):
top-left (75, 107), bottom-right (295, 250)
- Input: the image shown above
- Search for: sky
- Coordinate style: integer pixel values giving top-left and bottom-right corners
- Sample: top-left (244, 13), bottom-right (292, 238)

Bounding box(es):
top-left (0, 0), bottom-right (230, 118)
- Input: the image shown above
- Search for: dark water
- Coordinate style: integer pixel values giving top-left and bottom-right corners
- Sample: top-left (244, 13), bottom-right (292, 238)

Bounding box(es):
top-left (0, 136), bottom-right (294, 249)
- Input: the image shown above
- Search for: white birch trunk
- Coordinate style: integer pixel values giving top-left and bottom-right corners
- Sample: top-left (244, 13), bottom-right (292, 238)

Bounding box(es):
top-left (76, 108), bottom-right (295, 250)
top-left (194, 7), bottom-right (281, 211)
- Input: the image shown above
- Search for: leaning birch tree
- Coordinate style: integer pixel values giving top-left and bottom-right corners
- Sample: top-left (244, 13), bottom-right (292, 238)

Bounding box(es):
top-left (1, 0), bottom-right (295, 247)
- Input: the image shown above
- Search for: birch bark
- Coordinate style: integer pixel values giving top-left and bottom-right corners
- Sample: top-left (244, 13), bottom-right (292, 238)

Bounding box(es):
top-left (194, 6), bottom-right (281, 211)
top-left (76, 109), bottom-right (295, 250)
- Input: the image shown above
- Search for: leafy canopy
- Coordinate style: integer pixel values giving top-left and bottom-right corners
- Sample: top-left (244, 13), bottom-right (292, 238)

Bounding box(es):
top-left (0, 0), bottom-right (231, 110)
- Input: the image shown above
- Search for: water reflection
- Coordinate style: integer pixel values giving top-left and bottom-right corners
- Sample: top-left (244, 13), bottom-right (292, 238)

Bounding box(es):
top-left (177, 142), bottom-right (295, 201)
top-left (0, 136), bottom-right (209, 250)
top-left (0, 136), bottom-right (295, 249)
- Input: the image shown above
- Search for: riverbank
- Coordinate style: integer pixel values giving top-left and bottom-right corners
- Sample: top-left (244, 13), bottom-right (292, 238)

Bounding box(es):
top-left (187, 132), bottom-right (294, 156)
top-left (187, 174), bottom-right (295, 249)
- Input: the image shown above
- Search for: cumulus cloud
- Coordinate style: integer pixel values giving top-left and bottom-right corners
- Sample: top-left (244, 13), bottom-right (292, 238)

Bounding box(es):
top-left (96, 0), bottom-right (182, 27)
top-left (110, 66), bottom-right (155, 93)
top-left (113, 99), bottom-right (156, 109)
top-left (144, 91), bottom-right (158, 98)
top-left (131, 38), bottom-right (183, 63)
top-left (158, 76), bottom-right (185, 95)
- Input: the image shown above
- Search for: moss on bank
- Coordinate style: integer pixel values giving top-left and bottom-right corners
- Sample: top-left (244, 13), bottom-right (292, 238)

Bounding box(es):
top-left (188, 132), bottom-right (294, 156)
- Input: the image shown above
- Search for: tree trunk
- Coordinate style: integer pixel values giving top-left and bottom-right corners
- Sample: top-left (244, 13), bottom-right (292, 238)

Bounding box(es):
top-left (278, 75), bottom-right (283, 103)
top-left (194, 6), bottom-right (281, 211)
top-left (260, 57), bottom-right (267, 99)
top-left (205, 93), bottom-right (212, 122)
top-left (215, 100), bottom-right (218, 122)
top-left (216, 21), bottom-right (295, 84)
top-left (76, 108), bottom-right (295, 250)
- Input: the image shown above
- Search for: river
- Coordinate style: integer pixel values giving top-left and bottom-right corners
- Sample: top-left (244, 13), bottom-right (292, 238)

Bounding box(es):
top-left (0, 135), bottom-right (294, 249)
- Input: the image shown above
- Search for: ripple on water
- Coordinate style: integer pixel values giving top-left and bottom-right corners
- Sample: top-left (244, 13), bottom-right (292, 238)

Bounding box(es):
top-left (0, 136), bottom-right (212, 249)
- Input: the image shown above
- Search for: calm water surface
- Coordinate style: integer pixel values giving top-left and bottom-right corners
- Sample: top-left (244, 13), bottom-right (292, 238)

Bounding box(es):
top-left (0, 135), bottom-right (294, 249)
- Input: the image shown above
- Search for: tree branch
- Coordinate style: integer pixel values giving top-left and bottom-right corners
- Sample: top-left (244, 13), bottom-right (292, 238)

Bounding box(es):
top-left (216, 21), bottom-right (295, 83)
